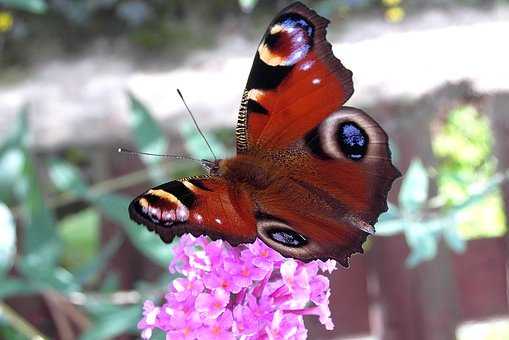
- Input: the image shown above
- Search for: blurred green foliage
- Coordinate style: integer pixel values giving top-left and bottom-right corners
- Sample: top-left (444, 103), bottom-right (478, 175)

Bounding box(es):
top-left (377, 105), bottom-right (508, 267)
top-left (1, 0), bottom-right (506, 67)
top-left (0, 91), bottom-right (235, 338)
top-left (433, 105), bottom-right (506, 238)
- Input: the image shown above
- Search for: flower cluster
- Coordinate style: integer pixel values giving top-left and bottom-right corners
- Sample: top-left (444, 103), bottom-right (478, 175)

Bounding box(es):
top-left (138, 234), bottom-right (337, 339)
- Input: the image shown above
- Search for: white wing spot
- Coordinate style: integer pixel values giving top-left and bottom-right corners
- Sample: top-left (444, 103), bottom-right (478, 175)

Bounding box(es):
top-left (301, 61), bottom-right (313, 71)
top-left (194, 213), bottom-right (203, 223)
top-left (312, 78), bottom-right (321, 85)
top-left (215, 218), bottom-right (222, 224)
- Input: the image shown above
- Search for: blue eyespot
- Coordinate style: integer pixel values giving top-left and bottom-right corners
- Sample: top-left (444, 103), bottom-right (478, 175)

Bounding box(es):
top-left (338, 122), bottom-right (369, 160)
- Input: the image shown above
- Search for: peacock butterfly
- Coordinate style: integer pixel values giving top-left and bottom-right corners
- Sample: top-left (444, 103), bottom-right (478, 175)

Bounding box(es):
top-left (128, 2), bottom-right (400, 267)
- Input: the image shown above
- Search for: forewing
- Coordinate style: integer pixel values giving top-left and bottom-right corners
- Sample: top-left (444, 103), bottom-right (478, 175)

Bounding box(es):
top-left (129, 177), bottom-right (257, 246)
top-left (236, 2), bottom-right (353, 153)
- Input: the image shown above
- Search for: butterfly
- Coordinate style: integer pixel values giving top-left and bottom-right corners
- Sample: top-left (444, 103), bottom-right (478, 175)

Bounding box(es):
top-left (128, 1), bottom-right (400, 267)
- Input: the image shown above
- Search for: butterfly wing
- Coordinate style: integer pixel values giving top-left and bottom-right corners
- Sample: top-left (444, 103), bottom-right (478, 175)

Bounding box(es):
top-left (253, 107), bottom-right (400, 266)
top-left (128, 177), bottom-right (257, 246)
top-left (236, 2), bottom-right (353, 153)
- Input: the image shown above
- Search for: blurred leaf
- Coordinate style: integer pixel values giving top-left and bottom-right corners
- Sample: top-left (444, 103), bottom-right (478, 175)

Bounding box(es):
top-left (93, 193), bottom-right (173, 267)
top-left (443, 221), bottom-right (466, 253)
top-left (59, 209), bottom-right (99, 270)
top-left (100, 271), bottom-right (120, 293)
top-left (74, 233), bottom-right (123, 286)
top-left (127, 92), bottom-right (168, 183)
top-left (16, 263), bottom-right (79, 293)
top-left (80, 305), bottom-right (140, 340)
top-left (17, 153), bottom-right (61, 274)
top-left (0, 323), bottom-right (29, 340)
top-left (0, 105), bottom-right (28, 202)
top-left (378, 202), bottom-right (400, 222)
top-left (376, 219), bottom-right (407, 236)
top-left (0, 149), bottom-right (24, 202)
top-left (48, 160), bottom-right (173, 267)
top-left (151, 330), bottom-right (166, 340)
top-left (399, 159), bottom-right (429, 213)
top-left (0, 203), bottom-right (16, 277)
top-left (180, 121), bottom-right (229, 160)
top-left (8, 106), bottom-right (61, 273)
top-left (0, 0), bottom-right (47, 13)
top-left (405, 221), bottom-right (438, 267)
top-left (49, 160), bottom-right (88, 195)
top-left (0, 279), bottom-right (43, 298)
top-left (376, 203), bottom-right (405, 236)
top-left (450, 172), bottom-right (508, 214)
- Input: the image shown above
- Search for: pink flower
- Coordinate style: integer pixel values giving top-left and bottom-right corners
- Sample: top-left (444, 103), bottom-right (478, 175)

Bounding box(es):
top-left (232, 305), bottom-right (259, 336)
top-left (137, 301), bottom-right (160, 340)
top-left (172, 278), bottom-right (204, 302)
top-left (137, 235), bottom-right (337, 339)
top-left (224, 257), bottom-right (266, 288)
top-left (195, 288), bottom-right (230, 319)
top-left (241, 239), bottom-right (284, 271)
top-left (198, 310), bottom-right (235, 340)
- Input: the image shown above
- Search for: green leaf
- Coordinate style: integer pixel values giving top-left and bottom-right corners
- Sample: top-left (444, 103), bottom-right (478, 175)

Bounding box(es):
top-left (49, 160), bottom-right (88, 195)
top-left (0, 278), bottom-right (45, 299)
top-left (443, 218), bottom-right (466, 253)
top-left (48, 161), bottom-right (173, 267)
top-left (376, 219), bottom-right (407, 236)
top-left (0, 149), bottom-right (24, 203)
top-left (0, 105), bottom-right (28, 202)
top-left (92, 193), bottom-right (173, 267)
top-left (59, 209), bottom-right (100, 271)
top-left (450, 172), bottom-right (508, 214)
top-left (17, 153), bottom-right (61, 273)
top-left (0, 0), bottom-right (47, 13)
top-left (80, 305), bottom-right (140, 340)
top-left (399, 159), bottom-right (429, 213)
top-left (127, 92), bottom-right (168, 183)
top-left (14, 263), bottom-right (79, 293)
top-left (404, 221), bottom-right (439, 267)
top-left (0, 203), bottom-right (16, 277)
top-left (74, 234), bottom-right (123, 286)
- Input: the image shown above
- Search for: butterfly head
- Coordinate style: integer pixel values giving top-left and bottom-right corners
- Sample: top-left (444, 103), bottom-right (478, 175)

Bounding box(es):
top-left (201, 159), bottom-right (221, 175)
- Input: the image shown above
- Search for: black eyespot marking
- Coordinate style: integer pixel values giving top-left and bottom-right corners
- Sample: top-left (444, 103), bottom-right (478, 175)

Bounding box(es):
top-left (155, 181), bottom-right (196, 207)
top-left (246, 55), bottom-right (292, 90)
top-left (268, 228), bottom-right (308, 247)
top-left (188, 179), bottom-right (212, 191)
top-left (304, 126), bottom-right (332, 160)
top-left (337, 122), bottom-right (369, 160)
top-left (246, 99), bottom-right (268, 115)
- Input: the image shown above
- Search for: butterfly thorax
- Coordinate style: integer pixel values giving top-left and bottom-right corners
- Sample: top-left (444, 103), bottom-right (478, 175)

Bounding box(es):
top-left (215, 155), bottom-right (274, 190)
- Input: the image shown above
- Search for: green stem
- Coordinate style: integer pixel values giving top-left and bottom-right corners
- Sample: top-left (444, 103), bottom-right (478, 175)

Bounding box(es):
top-left (0, 301), bottom-right (49, 340)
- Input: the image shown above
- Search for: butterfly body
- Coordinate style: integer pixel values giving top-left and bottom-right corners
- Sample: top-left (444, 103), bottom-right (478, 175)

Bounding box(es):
top-left (129, 2), bottom-right (400, 267)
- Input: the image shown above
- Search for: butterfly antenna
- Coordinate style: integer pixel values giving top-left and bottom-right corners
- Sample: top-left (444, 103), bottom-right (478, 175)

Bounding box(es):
top-left (177, 89), bottom-right (218, 161)
top-left (117, 148), bottom-right (201, 163)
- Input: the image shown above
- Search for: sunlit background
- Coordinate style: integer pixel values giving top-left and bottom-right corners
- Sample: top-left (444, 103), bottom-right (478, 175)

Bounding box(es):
top-left (1, 0), bottom-right (509, 339)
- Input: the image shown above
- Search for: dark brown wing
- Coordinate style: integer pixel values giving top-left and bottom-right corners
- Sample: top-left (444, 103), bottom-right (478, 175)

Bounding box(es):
top-left (253, 107), bottom-right (400, 266)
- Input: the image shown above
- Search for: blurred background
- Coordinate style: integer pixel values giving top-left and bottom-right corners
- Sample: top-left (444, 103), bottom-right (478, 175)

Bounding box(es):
top-left (1, 0), bottom-right (508, 339)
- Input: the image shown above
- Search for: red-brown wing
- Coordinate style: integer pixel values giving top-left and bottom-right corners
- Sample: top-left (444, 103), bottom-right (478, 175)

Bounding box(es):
top-left (236, 2), bottom-right (353, 153)
top-left (128, 177), bottom-right (257, 246)
top-left (253, 107), bottom-right (400, 266)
